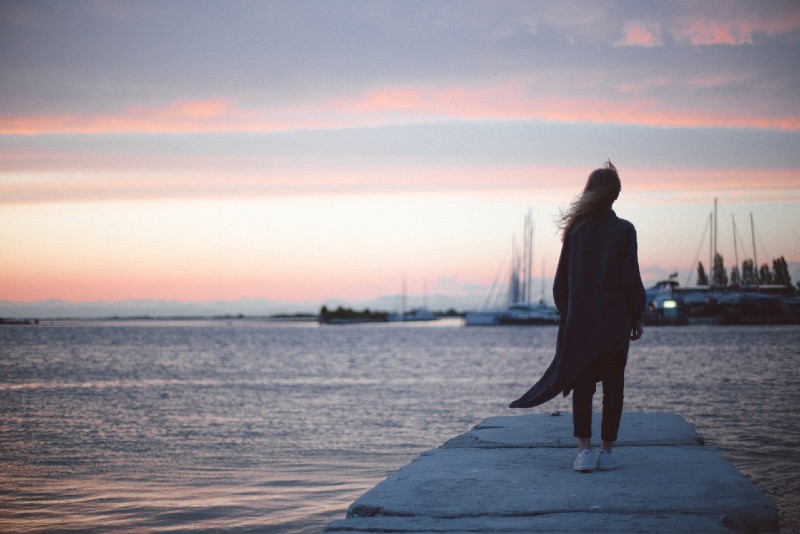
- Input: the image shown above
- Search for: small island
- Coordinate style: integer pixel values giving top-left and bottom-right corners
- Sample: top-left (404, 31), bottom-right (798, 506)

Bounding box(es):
top-left (319, 306), bottom-right (389, 325)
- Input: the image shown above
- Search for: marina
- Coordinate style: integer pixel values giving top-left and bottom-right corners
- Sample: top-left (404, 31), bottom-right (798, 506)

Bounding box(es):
top-left (465, 204), bottom-right (798, 328)
top-left (644, 278), bottom-right (800, 326)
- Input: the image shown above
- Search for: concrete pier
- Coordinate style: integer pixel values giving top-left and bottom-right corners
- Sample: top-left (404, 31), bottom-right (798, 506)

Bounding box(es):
top-left (325, 412), bottom-right (779, 533)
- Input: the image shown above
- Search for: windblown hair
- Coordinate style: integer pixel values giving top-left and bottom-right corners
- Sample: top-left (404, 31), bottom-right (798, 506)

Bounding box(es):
top-left (557, 160), bottom-right (621, 240)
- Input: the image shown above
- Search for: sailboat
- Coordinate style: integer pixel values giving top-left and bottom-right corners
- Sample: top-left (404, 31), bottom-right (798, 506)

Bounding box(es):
top-left (464, 211), bottom-right (560, 326)
top-left (388, 278), bottom-right (438, 322)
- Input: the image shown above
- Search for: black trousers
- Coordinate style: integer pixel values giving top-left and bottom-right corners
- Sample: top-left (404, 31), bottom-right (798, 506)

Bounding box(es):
top-left (572, 350), bottom-right (628, 442)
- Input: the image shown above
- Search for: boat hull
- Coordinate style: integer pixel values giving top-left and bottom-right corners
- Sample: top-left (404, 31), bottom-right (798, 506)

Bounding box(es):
top-left (464, 304), bottom-right (559, 326)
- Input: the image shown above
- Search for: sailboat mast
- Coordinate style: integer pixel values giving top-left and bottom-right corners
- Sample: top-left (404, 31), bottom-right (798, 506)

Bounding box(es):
top-left (708, 212), bottom-right (713, 285)
top-left (526, 211), bottom-right (533, 305)
top-left (541, 259), bottom-right (546, 304)
top-left (713, 198), bottom-right (718, 286)
top-left (509, 236), bottom-right (519, 305)
top-left (732, 214), bottom-right (739, 283)
top-left (751, 212), bottom-right (758, 287)
top-left (520, 224), bottom-right (527, 304)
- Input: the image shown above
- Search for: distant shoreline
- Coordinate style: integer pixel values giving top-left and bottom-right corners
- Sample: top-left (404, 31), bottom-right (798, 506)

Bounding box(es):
top-left (0, 314), bottom-right (320, 324)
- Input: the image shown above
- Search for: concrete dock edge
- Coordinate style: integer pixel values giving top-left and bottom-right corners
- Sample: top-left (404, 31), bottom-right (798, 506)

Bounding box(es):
top-left (325, 412), bottom-right (780, 533)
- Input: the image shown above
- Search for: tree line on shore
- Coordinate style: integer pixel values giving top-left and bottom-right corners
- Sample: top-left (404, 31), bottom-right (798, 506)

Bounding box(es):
top-left (696, 255), bottom-right (794, 288)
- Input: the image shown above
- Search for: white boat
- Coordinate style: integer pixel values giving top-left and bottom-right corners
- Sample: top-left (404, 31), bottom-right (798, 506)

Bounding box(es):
top-left (388, 276), bottom-right (439, 322)
top-left (496, 302), bottom-right (559, 325)
top-left (388, 307), bottom-right (438, 322)
top-left (465, 302), bottom-right (559, 326)
top-left (463, 310), bottom-right (500, 326)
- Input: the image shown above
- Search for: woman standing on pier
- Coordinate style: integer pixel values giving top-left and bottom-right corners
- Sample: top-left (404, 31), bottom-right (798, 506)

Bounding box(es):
top-left (509, 161), bottom-right (646, 472)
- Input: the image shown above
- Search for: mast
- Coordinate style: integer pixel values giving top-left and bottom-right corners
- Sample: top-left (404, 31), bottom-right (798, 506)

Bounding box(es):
top-left (520, 210), bottom-right (532, 304)
top-left (708, 212), bottom-right (713, 285)
top-left (732, 214), bottom-right (739, 284)
top-left (713, 198), bottom-right (718, 286)
top-left (509, 210), bottom-right (536, 305)
top-left (526, 210), bottom-right (533, 305)
top-left (509, 236), bottom-right (520, 304)
top-left (541, 259), bottom-right (546, 305)
top-left (521, 221), bottom-right (527, 303)
top-left (750, 212), bottom-right (758, 288)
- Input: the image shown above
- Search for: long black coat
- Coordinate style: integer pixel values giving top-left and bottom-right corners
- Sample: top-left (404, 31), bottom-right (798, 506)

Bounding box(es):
top-left (509, 210), bottom-right (646, 408)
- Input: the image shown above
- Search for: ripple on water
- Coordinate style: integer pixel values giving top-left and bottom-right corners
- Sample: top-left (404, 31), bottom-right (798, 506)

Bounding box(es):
top-left (0, 322), bottom-right (798, 532)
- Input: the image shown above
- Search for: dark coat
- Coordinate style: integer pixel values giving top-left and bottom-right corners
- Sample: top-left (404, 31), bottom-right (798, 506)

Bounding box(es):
top-left (509, 210), bottom-right (646, 408)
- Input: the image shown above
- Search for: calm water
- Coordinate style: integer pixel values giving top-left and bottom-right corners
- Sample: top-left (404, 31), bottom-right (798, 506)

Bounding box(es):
top-left (1, 320), bottom-right (798, 532)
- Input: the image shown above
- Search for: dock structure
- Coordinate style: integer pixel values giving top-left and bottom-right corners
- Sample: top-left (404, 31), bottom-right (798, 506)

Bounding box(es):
top-left (326, 412), bottom-right (779, 533)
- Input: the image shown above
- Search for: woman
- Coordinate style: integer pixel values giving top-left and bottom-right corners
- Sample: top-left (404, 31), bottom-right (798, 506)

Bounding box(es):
top-left (509, 161), bottom-right (646, 473)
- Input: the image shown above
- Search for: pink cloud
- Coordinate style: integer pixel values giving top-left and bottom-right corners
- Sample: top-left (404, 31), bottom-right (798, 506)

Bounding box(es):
top-left (2, 79), bottom-right (799, 138)
top-left (671, 6), bottom-right (800, 46)
top-left (137, 99), bottom-right (234, 121)
top-left (334, 84), bottom-right (800, 131)
top-left (0, 98), bottom-right (343, 136)
top-left (676, 21), bottom-right (754, 45)
top-left (617, 21), bottom-right (663, 47)
top-left (623, 167), bottom-right (800, 196)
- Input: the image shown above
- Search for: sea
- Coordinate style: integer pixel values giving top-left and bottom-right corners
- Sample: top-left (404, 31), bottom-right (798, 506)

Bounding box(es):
top-left (1, 319), bottom-right (798, 533)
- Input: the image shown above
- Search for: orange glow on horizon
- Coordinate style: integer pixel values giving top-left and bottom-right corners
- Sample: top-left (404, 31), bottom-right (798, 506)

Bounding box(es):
top-left (1, 166), bottom-right (797, 207)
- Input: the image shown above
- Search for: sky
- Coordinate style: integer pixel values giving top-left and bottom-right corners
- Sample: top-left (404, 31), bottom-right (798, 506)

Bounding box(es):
top-left (1, 0), bottom-right (799, 315)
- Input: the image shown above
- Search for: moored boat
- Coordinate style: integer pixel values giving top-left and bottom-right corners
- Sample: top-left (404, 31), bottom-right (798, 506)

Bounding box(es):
top-left (496, 302), bottom-right (560, 325)
top-left (388, 307), bottom-right (438, 322)
top-left (643, 278), bottom-right (689, 325)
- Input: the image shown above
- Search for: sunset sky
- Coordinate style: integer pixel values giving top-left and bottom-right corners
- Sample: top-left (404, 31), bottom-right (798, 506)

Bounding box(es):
top-left (1, 1), bottom-right (799, 314)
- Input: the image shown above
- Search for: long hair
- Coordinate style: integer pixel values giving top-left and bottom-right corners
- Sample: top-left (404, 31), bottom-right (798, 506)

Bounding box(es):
top-left (557, 160), bottom-right (621, 240)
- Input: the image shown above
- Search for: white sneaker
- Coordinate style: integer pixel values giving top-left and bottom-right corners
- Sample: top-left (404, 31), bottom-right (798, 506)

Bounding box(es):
top-left (573, 449), bottom-right (595, 472)
top-left (596, 449), bottom-right (617, 471)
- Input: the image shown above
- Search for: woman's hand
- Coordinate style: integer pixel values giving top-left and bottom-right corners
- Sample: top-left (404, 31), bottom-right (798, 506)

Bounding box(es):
top-left (630, 320), bottom-right (644, 341)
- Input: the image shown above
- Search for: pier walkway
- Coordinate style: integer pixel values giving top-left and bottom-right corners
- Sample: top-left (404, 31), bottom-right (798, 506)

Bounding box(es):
top-left (325, 412), bottom-right (779, 533)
